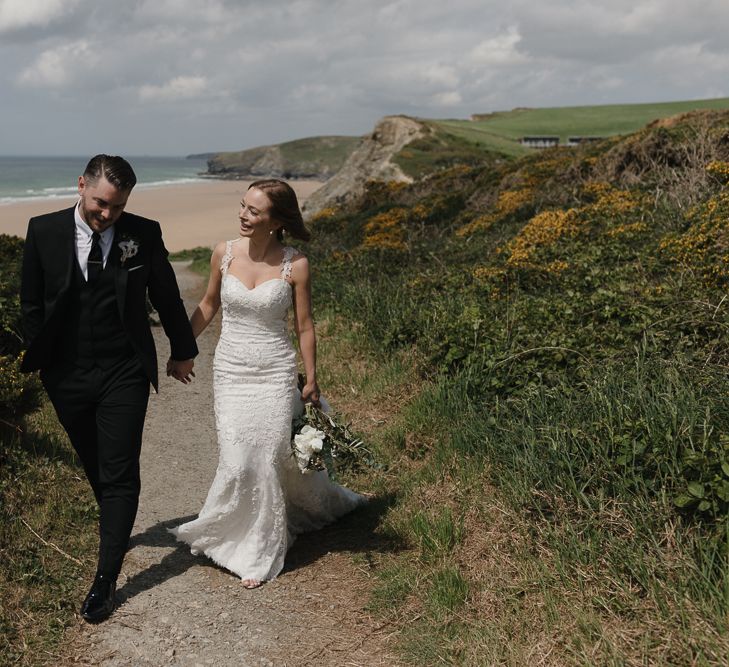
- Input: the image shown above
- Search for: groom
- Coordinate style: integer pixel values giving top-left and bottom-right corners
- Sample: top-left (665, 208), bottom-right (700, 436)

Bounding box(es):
top-left (20, 154), bottom-right (198, 622)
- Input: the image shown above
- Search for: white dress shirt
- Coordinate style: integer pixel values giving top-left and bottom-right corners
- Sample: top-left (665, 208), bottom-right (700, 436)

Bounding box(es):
top-left (74, 201), bottom-right (114, 280)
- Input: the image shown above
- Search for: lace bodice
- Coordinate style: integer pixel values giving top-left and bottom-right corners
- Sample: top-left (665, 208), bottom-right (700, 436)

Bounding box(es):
top-left (219, 241), bottom-right (298, 329)
top-left (214, 241), bottom-right (299, 386)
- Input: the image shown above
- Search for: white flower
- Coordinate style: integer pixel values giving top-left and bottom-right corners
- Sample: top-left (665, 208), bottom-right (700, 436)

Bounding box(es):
top-left (294, 430), bottom-right (325, 453)
top-left (293, 425), bottom-right (326, 471)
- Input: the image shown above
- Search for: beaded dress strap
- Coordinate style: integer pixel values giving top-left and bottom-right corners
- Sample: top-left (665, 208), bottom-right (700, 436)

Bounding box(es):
top-left (281, 246), bottom-right (299, 281)
top-left (220, 240), bottom-right (235, 274)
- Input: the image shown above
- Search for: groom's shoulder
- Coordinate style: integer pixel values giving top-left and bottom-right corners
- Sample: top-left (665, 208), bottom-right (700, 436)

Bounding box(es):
top-left (29, 206), bottom-right (75, 228)
top-left (26, 207), bottom-right (74, 240)
top-left (117, 211), bottom-right (162, 236)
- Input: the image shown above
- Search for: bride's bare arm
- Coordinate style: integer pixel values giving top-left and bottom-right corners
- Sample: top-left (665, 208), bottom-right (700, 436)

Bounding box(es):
top-left (290, 255), bottom-right (320, 404)
top-left (190, 242), bottom-right (225, 338)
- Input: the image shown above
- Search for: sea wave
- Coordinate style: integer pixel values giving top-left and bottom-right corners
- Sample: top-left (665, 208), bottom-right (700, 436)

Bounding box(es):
top-left (0, 176), bottom-right (209, 205)
top-left (135, 177), bottom-right (208, 190)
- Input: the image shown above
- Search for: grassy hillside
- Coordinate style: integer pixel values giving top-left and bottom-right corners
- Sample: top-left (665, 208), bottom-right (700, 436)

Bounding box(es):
top-left (207, 135), bottom-right (361, 179)
top-left (431, 97), bottom-right (729, 157)
top-left (304, 109), bottom-right (729, 664)
top-left (391, 122), bottom-right (510, 179)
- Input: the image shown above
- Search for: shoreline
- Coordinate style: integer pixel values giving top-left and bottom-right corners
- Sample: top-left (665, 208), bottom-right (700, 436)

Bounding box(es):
top-left (0, 179), bottom-right (325, 252)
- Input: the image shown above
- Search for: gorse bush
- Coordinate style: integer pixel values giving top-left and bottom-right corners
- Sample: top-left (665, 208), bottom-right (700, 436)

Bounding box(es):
top-left (307, 111), bottom-right (729, 529)
top-left (0, 235), bottom-right (43, 426)
top-left (311, 110), bottom-right (729, 664)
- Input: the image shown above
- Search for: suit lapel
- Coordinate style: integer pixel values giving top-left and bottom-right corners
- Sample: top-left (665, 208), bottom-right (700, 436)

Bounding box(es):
top-left (111, 224), bottom-right (128, 321)
top-left (61, 209), bottom-right (77, 291)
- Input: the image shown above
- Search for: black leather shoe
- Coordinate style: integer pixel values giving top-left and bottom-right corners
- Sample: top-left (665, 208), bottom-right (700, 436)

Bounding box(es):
top-left (80, 575), bottom-right (117, 623)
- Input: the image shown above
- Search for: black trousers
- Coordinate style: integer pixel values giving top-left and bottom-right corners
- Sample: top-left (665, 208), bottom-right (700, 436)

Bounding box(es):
top-left (42, 355), bottom-right (150, 579)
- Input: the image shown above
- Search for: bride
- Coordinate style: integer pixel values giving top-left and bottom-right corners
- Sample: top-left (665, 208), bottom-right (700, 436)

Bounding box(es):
top-left (168, 179), bottom-right (366, 588)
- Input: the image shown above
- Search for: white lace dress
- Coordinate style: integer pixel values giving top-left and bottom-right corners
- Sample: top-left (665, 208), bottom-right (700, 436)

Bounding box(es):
top-left (170, 241), bottom-right (366, 582)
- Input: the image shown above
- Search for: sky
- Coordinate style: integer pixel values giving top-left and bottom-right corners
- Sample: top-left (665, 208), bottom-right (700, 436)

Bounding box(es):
top-left (1, 0), bottom-right (728, 156)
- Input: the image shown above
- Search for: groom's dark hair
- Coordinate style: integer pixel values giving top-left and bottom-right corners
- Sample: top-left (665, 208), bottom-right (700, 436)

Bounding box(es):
top-left (83, 154), bottom-right (137, 191)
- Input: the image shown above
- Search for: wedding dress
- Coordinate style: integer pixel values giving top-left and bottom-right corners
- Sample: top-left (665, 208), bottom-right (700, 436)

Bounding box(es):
top-left (170, 241), bottom-right (366, 582)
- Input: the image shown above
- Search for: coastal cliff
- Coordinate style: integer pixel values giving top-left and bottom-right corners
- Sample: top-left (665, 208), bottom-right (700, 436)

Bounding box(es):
top-left (205, 135), bottom-right (360, 181)
top-left (302, 115), bottom-right (427, 216)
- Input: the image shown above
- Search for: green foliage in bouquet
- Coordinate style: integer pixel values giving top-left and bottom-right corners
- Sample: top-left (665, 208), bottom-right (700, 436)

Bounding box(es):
top-left (291, 402), bottom-right (376, 480)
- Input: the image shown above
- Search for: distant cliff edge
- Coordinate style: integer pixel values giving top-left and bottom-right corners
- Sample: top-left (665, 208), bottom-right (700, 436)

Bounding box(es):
top-left (202, 136), bottom-right (361, 181)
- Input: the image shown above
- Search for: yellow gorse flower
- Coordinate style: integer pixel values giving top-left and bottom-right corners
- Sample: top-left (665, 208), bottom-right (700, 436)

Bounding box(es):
top-left (506, 209), bottom-right (583, 268)
top-left (310, 207), bottom-right (338, 223)
top-left (361, 207), bottom-right (409, 251)
top-left (606, 222), bottom-right (648, 239)
top-left (472, 266), bottom-right (505, 281)
top-left (457, 188), bottom-right (533, 237)
top-left (706, 160), bottom-right (729, 182)
top-left (659, 192), bottom-right (729, 285)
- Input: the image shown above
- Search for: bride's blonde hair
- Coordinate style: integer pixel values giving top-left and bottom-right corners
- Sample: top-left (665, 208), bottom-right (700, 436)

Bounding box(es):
top-left (248, 180), bottom-right (311, 242)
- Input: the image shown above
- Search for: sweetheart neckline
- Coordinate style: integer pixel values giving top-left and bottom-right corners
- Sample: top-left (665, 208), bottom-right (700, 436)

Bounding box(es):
top-left (223, 273), bottom-right (292, 291)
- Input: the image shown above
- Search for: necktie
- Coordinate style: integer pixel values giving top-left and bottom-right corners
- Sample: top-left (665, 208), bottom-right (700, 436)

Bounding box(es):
top-left (87, 232), bottom-right (103, 283)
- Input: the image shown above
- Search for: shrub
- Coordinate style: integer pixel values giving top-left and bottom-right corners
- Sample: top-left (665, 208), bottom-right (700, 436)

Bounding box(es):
top-left (0, 235), bottom-right (44, 427)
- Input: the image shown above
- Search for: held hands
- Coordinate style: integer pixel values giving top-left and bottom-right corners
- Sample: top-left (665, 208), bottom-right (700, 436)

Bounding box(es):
top-left (300, 380), bottom-right (321, 408)
top-left (167, 357), bottom-right (195, 384)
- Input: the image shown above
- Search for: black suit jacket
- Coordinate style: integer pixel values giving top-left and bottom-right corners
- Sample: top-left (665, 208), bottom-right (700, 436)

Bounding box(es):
top-left (20, 206), bottom-right (198, 391)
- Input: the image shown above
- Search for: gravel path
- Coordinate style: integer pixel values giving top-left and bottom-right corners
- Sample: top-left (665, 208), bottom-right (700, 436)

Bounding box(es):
top-left (66, 262), bottom-right (400, 667)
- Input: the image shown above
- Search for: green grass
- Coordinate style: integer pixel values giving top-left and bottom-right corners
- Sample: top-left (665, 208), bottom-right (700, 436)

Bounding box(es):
top-left (431, 96), bottom-right (729, 153)
top-left (354, 355), bottom-right (729, 664)
top-left (0, 405), bottom-right (97, 665)
top-left (392, 123), bottom-right (507, 177)
top-left (169, 246), bottom-right (213, 275)
top-left (408, 508), bottom-right (463, 562)
top-left (278, 135), bottom-right (361, 167)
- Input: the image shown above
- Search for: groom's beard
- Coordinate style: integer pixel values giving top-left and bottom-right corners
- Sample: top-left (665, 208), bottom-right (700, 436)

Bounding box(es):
top-left (80, 201), bottom-right (118, 233)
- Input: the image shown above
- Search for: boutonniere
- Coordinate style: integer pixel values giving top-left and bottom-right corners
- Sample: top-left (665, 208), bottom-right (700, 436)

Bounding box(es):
top-left (118, 236), bottom-right (140, 266)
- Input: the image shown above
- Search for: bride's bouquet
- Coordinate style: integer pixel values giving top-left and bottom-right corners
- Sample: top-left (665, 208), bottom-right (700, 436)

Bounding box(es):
top-left (291, 398), bottom-right (374, 478)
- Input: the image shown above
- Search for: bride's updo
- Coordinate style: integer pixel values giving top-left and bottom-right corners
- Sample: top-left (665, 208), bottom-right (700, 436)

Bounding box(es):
top-left (248, 179), bottom-right (311, 242)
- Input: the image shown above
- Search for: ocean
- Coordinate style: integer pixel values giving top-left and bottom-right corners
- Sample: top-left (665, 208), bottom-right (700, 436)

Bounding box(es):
top-left (0, 156), bottom-right (209, 204)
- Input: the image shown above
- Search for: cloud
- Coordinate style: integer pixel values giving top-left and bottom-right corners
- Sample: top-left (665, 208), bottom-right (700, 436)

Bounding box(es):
top-left (2, 0), bottom-right (729, 154)
top-left (0, 0), bottom-right (81, 32)
top-left (432, 91), bottom-right (463, 106)
top-left (470, 27), bottom-right (529, 66)
top-left (17, 40), bottom-right (91, 87)
top-left (138, 76), bottom-right (208, 102)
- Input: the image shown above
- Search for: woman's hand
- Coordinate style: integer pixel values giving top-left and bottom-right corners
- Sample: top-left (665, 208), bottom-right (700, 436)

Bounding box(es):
top-left (300, 380), bottom-right (321, 407)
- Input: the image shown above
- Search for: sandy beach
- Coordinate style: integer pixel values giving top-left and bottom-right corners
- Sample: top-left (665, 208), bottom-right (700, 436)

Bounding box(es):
top-left (0, 179), bottom-right (325, 252)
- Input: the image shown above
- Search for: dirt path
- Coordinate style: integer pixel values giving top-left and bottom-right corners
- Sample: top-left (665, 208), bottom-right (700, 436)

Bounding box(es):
top-left (66, 262), bottom-right (400, 667)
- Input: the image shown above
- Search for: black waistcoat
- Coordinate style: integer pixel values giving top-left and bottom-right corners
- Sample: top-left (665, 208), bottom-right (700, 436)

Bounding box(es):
top-left (56, 256), bottom-right (134, 369)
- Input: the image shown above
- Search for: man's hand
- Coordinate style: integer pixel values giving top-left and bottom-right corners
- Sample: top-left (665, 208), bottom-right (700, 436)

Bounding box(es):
top-left (167, 358), bottom-right (195, 384)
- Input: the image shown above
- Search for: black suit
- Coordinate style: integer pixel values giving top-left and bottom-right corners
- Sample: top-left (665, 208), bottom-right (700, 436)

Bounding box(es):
top-left (20, 206), bottom-right (197, 578)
